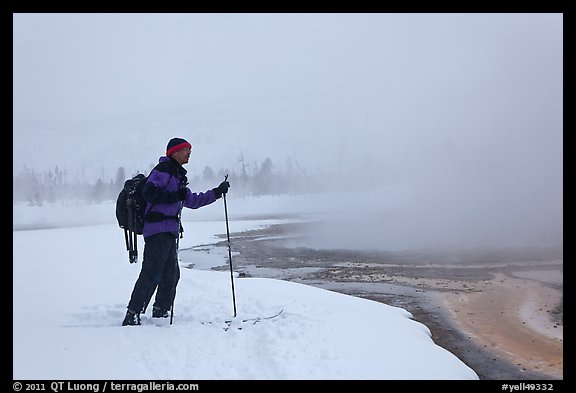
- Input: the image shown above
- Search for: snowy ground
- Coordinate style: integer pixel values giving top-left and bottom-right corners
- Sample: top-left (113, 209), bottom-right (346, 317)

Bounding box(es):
top-left (13, 196), bottom-right (479, 380)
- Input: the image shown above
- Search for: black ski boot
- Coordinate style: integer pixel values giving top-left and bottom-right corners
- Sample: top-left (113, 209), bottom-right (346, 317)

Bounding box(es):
top-left (152, 306), bottom-right (169, 318)
top-left (122, 309), bottom-right (141, 326)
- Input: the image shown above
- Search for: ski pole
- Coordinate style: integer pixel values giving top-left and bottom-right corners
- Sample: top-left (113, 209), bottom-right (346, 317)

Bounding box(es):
top-left (222, 174), bottom-right (237, 317)
top-left (170, 231), bottom-right (180, 325)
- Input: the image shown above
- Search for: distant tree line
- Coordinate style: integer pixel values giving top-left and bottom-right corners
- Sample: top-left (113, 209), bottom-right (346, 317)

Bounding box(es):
top-left (13, 157), bottom-right (318, 206)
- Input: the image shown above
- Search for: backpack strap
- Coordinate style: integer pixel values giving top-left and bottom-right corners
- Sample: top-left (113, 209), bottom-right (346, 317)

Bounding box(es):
top-left (143, 173), bottom-right (173, 222)
top-left (144, 211), bottom-right (179, 223)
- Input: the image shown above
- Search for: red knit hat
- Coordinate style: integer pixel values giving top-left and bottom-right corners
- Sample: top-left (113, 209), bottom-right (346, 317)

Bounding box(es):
top-left (166, 137), bottom-right (192, 156)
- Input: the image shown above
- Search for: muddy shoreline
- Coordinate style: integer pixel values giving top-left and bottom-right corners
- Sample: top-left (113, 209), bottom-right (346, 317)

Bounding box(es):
top-left (185, 220), bottom-right (563, 380)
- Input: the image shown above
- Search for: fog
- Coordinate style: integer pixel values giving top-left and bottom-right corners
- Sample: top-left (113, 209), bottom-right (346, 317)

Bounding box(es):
top-left (13, 13), bottom-right (563, 250)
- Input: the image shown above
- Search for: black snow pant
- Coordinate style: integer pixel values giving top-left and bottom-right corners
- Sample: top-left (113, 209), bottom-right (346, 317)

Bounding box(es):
top-left (127, 232), bottom-right (180, 314)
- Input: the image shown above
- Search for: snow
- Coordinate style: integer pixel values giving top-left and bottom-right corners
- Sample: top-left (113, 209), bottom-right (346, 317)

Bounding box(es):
top-left (13, 195), bottom-right (478, 380)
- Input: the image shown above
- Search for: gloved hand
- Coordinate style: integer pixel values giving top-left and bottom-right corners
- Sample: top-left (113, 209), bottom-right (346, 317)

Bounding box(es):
top-left (212, 180), bottom-right (230, 199)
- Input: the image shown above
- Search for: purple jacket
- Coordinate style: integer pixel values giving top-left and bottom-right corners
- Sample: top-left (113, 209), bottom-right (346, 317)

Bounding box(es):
top-left (142, 156), bottom-right (217, 239)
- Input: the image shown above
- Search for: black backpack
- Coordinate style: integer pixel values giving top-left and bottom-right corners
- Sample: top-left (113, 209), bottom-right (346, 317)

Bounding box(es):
top-left (116, 174), bottom-right (148, 263)
top-left (116, 173), bottom-right (148, 234)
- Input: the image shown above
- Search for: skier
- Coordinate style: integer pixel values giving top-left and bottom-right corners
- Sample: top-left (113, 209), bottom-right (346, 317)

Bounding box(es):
top-left (122, 137), bottom-right (230, 326)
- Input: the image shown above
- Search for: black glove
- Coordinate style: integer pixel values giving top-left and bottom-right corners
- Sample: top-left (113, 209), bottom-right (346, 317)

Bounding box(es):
top-left (212, 181), bottom-right (230, 199)
top-left (178, 188), bottom-right (188, 201)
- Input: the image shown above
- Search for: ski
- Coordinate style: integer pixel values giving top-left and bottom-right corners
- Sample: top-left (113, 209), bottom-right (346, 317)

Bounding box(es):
top-left (202, 309), bottom-right (284, 331)
top-left (224, 308), bottom-right (284, 330)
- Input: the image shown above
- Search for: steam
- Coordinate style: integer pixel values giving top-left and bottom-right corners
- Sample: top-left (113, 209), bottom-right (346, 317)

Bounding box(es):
top-left (13, 13), bottom-right (562, 250)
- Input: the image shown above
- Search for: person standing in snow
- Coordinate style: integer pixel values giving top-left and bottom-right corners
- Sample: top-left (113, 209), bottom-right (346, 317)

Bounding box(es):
top-left (122, 137), bottom-right (230, 326)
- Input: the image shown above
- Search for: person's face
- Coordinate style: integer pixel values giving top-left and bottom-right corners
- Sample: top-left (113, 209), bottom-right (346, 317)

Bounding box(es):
top-left (172, 147), bottom-right (191, 165)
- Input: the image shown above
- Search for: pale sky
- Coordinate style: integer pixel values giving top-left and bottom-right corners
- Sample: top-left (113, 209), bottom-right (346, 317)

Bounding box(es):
top-left (13, 13), bottom-right (562, 168)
